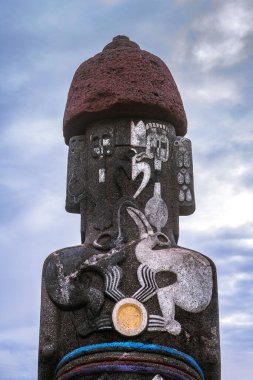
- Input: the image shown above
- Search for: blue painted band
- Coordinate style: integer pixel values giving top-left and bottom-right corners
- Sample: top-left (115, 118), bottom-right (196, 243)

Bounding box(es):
top-left (56, 341), bottom-right (204, 380)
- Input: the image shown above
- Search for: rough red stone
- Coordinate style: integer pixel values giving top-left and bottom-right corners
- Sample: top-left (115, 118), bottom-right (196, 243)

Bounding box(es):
top-left (63, 35), bottom-right (187, 144)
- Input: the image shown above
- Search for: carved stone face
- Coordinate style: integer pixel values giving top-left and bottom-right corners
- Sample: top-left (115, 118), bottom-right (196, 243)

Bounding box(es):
top-left (65, 119), bottom-right (195, 243)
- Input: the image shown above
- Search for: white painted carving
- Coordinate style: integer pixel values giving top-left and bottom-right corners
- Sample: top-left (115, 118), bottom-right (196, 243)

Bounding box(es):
top-left (146, 130), bottom-right (169, 171)
top-left (185, 171), bottom-right (190, 184)
top-left (184, 151), bottom-right (190, 167)
top-left (130, 121), bottom-right (170, 206)
top-left (91, 131), bottom-right (114, 158)
top-left (174, 137), bottom-right (193, 204)
top-left (127, 207), bottom-right (213, 336)
top-left (132, 264), bottom-right (158, 302)
top-left (132, 149), bottom-right (151, 199)
top-left (177, 172), bottom-right (184, 185)
top-left (96, 315), bottom-right (112, 330)
top-left (131, 121), bottom-right (170, 230)
top-left (105, 266), bottom-right (125, 302)
top-left (177, 168), bottom-right (192, 202)
top-left (179, 189), bottom-right (185, 202)
top-left (148, 315), bottom-right (166, 331)
top-left (131, 120), bottom-right (146, 147)
top-left (186, 188), bottom-right (192, 202)
top-left (145, 182), bottom-right (168, 231)
top-left (99, 168), bottom-right (105, 183)
top-left (176, 150), bottom-right (184, 167)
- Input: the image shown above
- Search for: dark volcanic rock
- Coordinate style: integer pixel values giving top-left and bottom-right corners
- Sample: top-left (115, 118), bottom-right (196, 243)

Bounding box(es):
top-left (63, 35), bottom-right (187, 143)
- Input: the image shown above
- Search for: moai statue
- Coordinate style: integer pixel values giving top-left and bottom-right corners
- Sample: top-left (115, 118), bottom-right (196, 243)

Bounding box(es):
top-left (39, 36), bottom-right (220, 380)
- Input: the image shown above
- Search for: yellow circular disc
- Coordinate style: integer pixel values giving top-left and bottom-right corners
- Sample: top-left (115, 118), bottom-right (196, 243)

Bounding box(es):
top-left (112, 298), bottom-right (148, 336)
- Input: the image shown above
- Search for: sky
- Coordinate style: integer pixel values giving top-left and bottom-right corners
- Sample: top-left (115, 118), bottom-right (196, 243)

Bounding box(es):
top-left (0, 0), bottom-right (252, 379)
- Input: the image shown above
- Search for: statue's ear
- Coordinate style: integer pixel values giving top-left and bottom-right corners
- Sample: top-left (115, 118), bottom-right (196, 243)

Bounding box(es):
top-left (173, 137), bottom-right (195, 216)
top-left (65, 135), bottom-right (86, 213)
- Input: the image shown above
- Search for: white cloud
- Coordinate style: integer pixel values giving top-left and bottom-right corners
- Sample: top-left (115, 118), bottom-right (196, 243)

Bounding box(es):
top-left (181, 180), bottom-right (253, 233)
top-left (2, 118), bottom-right (61, 157)
top-left (0, 191), bottom-right (68, 246)
top-left (0, 70), bottom-right (30, 92)
top-left (0, 348), bottom-right (37, 380)
top-left (0, 172), bottom-right (34, 192)
top-left (214, 1), bottom-right (253, 38)
top-left (222, 351), bottom-right (253, 380)
top-left (180, 106), bottom-right (253, 238)
top-left (173, 0), bottom-right (199, 4)
top-left (192, 0), bottom-right (253, 70)
top-left (0, 325), bottom-right (38, 379)
top-left (0, 325), bottom-right (38, 347)
top-left (184, 75), bottom-right (241, 104)
top-left (216, 255), bottom-right (250, 266)
top-left (193, 39), bottom-right (244, 69)
top-left (221, 312), bottom-right (253, 327)
top-left (21, 191), bottom-right (64, 233)
top-left (219, 272), bottom-right (253, 296)
top-left (101, 0), bottom-right (122, 5)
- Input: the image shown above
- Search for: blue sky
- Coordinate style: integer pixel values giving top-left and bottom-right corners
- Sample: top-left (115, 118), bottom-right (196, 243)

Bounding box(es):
top-left (0, 0), bottom-right (253, 379)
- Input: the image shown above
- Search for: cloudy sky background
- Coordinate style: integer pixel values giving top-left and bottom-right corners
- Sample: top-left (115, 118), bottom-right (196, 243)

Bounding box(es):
top-left (0, 0), bottom-right (253, 379)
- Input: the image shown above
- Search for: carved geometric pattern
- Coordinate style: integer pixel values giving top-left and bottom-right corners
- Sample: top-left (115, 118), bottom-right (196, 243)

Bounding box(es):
top-left (133, 264), bottom-right (158, 303)
top-left (104, 266), bottom-right (125, 302)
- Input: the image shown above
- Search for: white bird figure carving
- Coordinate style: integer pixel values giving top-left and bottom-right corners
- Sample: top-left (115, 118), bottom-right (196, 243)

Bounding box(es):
top-left (127, 207), bottom-right (213, 335)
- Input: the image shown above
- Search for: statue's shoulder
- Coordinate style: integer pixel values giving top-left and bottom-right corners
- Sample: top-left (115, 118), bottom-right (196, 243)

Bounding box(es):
top-left (42, 244), bottom-right (95, 273)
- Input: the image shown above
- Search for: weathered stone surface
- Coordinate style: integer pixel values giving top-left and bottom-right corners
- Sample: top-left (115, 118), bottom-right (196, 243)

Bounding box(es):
top-left (63, 36), bottom-right (187, 144)
top-left (39, 37), bottom-right (220, 380)
top-left (39, 119), bottom-right (220, 380)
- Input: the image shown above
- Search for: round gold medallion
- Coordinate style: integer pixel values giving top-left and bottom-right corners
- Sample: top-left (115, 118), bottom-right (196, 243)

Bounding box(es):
top-left (112, 298), bottom-right (148, 336)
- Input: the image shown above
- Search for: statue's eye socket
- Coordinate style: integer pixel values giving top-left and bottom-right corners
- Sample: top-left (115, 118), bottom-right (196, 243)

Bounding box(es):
top-left (92, 136), bottom-right (100, 146)
top-left (93, 233), bottom-right (113, 251)
top-left (157, 233), bottom-right (169, 243)
top-left (97, 233), bottom-right (112, 245)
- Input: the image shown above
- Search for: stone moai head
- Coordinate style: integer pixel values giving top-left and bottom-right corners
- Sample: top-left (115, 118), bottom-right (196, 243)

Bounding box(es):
top-left (64, 35), bottom-right (195, 244)
top-left (39, 36), bottom-right (220, 380)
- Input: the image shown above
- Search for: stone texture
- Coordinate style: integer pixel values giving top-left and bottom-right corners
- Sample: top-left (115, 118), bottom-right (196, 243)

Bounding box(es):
top-left (39, 36), bottom-right (220, 380)
top-left (39, 119), bottom-right (220, 380)
top-left (63, 36), bottom-right (187, 144)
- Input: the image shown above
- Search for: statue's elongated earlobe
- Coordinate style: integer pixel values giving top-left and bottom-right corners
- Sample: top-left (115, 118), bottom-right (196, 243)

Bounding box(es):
top-left (173, 136), bottom-right (195, 215)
